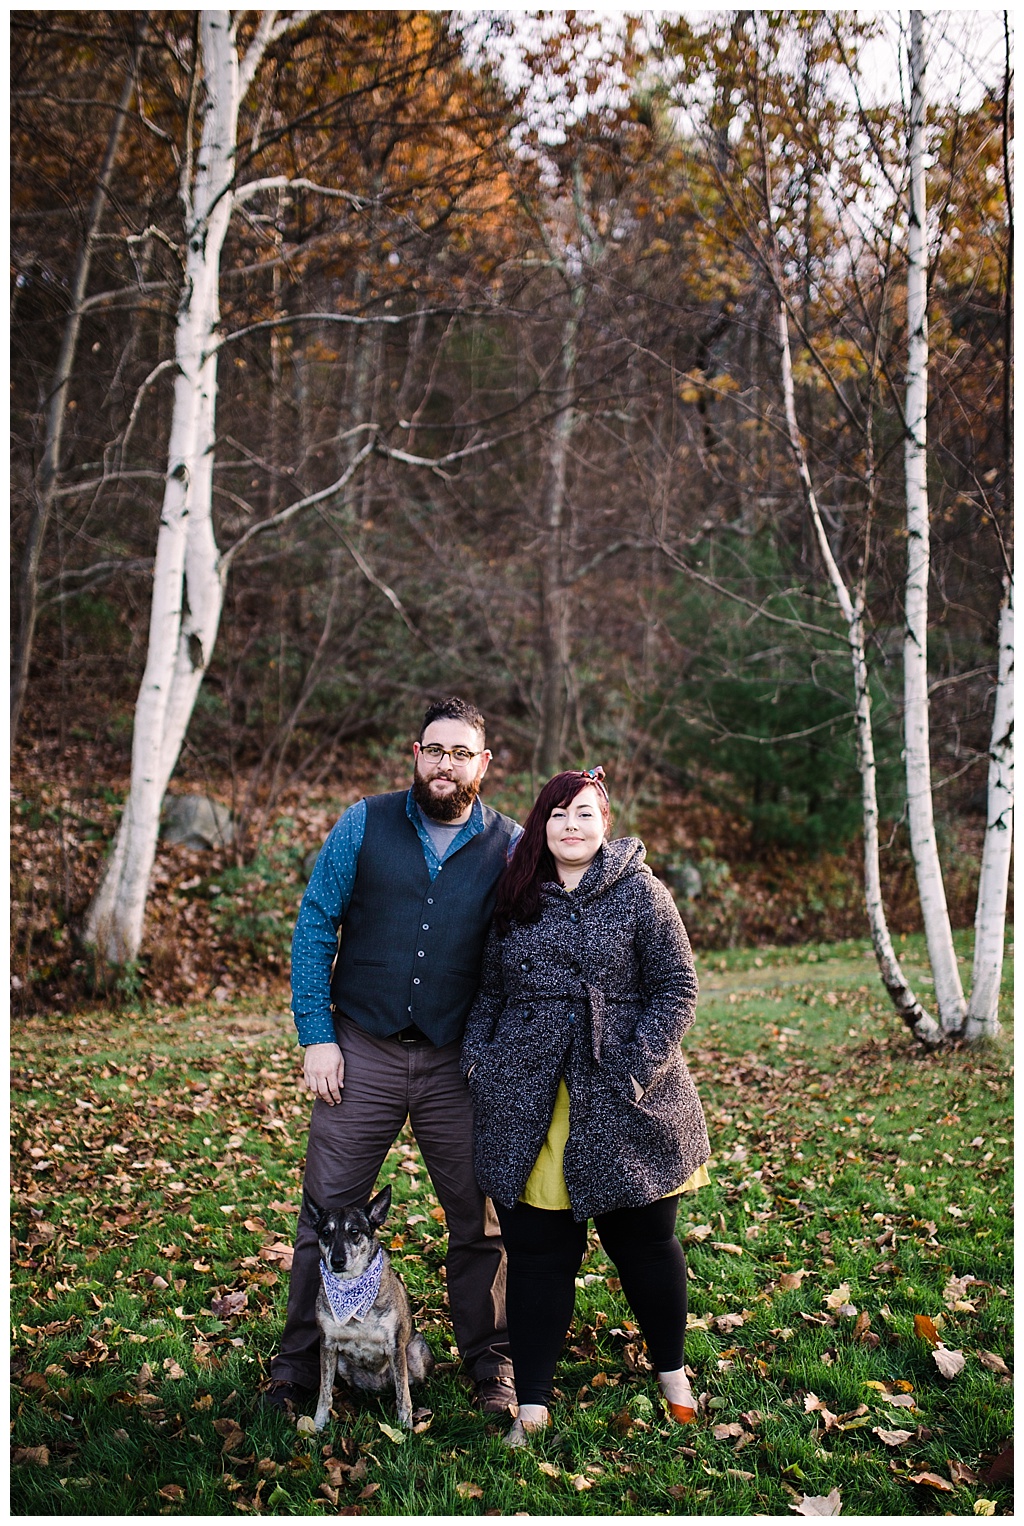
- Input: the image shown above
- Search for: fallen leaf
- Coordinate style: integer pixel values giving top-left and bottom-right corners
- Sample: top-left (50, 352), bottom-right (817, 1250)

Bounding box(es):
top-left (883, 1393), bottom-right (917, 1410)
top-left (712, 1242), bottom-right (744, 1256)
top-left (791, 1487), bottom-right (841, 1515)
top-left (569, 1475), bottom-right (593, 1491)
top-left (358, 1483), bottom-right (380, 1500)
top-left (874, 1428), bottom-right (914, 1447)
top-left (942, 1274), bottom-right (976, 1307)
top-left (913, 1314), bottom-right (940, 1347)
top-left (537, 1462), bottom-right (560, 1478)
top-left (377, 1421), bottom-right (405, 1444)
top-left (13, 1447), bottom-right (50, 1467)
top-left (853, 1311), bottom-right (871, 1341)
top-left (683, 1222), bottom-right (713, 1243)
top-left (932, 1346), bottom-right (966, 1379)
top-left (978, 1350), bottom-right (1010, 1376)
top-left (779, 1269), bottom-right (810, 1291)
top-left (974, 1500), bottom-right (997, 1516)
top-left (456, 1482), bottom-right (483, 1499)
top-left (162, 1358), bottom-right (185, 1380)
top-left (210, 1290), bottom-right (248, 1319)
top-left (158, 1484), bottom-right (185, 1501)
top-left (908, 1470), bottom-right (954, 1491)
top-left (823, 1283), bottom-right (852, 1312)
top-left (429, 1206), bottom-right (446, 1222)
top-left (712, 1312), bottom-right (746, 1333)
top-left (20, 1372), bottom-right (48, 1393)
top-left (949, 1462), bottom-right (980, 1486)
top-left (713, 1422), bottom-right (746, 1440)
top-left (295, 1415), bottom-right (316, 1436)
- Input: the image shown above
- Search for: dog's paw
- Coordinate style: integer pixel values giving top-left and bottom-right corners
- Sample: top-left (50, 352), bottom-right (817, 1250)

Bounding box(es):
top-left (312, 1409), bottom-right (331, 1433)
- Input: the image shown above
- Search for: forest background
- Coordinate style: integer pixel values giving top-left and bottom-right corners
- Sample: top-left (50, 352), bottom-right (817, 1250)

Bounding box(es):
top-left (10, 9), bottom-right (1012, 1019)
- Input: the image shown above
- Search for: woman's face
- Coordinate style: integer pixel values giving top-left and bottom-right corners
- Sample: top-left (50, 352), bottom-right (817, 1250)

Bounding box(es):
top-left (545, 785), bottom-right (606, 879)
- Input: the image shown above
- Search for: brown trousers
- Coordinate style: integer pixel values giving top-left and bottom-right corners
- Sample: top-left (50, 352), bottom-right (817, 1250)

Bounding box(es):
top-left (270, 1019), bottom-right (510, 1388)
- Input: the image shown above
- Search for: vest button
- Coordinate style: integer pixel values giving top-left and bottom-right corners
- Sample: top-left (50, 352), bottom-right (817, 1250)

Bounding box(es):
top-left (570, 913), bottom-right (578, 923)
top-left (568, 1012), bottom-right (576, 1023)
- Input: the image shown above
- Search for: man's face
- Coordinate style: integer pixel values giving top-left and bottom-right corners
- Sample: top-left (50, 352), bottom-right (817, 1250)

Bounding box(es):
top-left (412, 719), bottom-right (491, 823)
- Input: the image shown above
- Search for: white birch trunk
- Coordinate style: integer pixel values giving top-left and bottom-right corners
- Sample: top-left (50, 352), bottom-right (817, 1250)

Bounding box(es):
top-left (537, 295), bottom-right (581, 779)
top-left (776, 306), bottom-right (942, 1046)
top-left (903, 11), bottom-right (966, 1032)
top-left (964, 577), bottom-right (1014, 1039)
top-left (85, 13), bottom-right (242, 963)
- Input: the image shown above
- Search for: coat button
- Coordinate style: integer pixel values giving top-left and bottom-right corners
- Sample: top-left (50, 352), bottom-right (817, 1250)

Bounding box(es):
top-left (413, 978), bottom-right (421, 986)
top-left (422, 923), bottom-right (430, 930)
top-left (568, 1012), bottom-right (576, 1024)
top-left (520, 962), bottom-right (528, 971)
top-left (417, 950), bottom-right (425, 957)
top-left (426, 898), bottom-right (434, 905)
top-left (570, 912), bottom-right (578, 923)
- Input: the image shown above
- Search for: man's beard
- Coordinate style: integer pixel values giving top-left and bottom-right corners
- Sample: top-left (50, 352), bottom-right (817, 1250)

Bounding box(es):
top-left (412, 767), bottom-right (482, 823)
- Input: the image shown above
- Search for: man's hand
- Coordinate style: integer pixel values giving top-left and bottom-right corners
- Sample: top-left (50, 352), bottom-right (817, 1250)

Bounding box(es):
top-left (303, 1042), bottom-right (345, 1105)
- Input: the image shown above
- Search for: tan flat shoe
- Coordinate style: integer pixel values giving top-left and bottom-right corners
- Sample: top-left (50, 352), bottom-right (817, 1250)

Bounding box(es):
top-left (665, 1400), bottom-right (697, 1424)
top-left (503, 1414), bottom-right (550, 1449)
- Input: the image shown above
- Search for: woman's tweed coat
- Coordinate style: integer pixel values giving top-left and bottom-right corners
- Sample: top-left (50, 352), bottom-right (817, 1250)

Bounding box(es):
top-left (461, 836), bottom-right (710, 1221)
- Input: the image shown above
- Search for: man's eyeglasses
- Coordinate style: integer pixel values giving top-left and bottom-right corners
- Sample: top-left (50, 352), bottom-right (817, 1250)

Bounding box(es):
top-left (418, 744), bottom-right (483, 765)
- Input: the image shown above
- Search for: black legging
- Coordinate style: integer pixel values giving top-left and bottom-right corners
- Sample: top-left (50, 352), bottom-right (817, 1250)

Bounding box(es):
top-left (495, 1196), bottom-right (688, 1408)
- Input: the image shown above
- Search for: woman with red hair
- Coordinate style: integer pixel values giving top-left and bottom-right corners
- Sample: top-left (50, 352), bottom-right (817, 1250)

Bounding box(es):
top-left (462, 768), bottom-right (710, 1446)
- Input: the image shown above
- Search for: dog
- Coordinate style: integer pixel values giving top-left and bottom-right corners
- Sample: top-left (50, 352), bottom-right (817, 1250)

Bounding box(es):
top-left (305, 1183), bottom-right (434, 1431)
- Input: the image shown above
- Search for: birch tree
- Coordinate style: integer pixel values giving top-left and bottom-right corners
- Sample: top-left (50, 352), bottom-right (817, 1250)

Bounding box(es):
top-left (746, 32), bottom-right (941, 1046)
top-left (774, 307), bottom-right (942, 1048)
top-left (84, 11), bottom-right (313, 965)
top-left (964, 578), bottom-right (1014, 1038)
top-left (902, 11), bottom-right (969, 1033)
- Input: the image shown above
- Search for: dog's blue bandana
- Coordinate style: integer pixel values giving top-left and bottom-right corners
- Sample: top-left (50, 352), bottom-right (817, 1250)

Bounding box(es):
top-left (319, 1248), bottom-right (384, 1325)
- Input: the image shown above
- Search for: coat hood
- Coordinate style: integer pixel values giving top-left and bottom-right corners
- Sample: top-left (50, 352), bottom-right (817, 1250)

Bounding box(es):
top-left (553, 835), bottom-right (650, 905)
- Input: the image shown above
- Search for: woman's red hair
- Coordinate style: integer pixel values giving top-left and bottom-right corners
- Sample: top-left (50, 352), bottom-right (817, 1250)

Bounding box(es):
top-left (494, 770), bottom-right (610, 929)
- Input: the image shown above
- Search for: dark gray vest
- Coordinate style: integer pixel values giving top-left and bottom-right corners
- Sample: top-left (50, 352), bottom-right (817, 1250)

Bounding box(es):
top-left (330, 791), bottom-right (517, 1046)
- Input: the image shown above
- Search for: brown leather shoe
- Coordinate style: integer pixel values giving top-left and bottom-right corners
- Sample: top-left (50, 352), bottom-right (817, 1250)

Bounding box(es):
top-left (473, 1375), bottom-right (517, 1415)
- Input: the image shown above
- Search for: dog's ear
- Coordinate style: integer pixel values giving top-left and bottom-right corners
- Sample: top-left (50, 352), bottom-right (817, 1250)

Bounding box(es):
top-left (302, 1186), bottom-right (326, 1225)
top-left (366, 1184), bottom-right (392, 1230)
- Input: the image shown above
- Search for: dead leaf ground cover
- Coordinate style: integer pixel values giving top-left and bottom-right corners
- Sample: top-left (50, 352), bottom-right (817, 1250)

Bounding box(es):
top-left (10, 931), bottom-right (1013, 1516)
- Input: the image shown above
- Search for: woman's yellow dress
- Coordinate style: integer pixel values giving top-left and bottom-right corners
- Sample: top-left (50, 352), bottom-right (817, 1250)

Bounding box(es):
top-left (520, 1079), bottom-right (710, 1212)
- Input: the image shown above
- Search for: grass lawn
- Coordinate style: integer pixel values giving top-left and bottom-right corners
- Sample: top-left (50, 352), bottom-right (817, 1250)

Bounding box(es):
top-left (11, 931), bottom-right (1013, 1517)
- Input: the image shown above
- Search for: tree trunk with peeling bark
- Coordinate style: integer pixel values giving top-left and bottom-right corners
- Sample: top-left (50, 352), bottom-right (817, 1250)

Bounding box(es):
top-left (776, 304), bottom-right (942, 1048)
top-left (903, 11), bottom-right (967, 1034)
top-left (84, 12), bottom-right (284, 965)
top-left (964, 578), bottom-right (1013, 1039)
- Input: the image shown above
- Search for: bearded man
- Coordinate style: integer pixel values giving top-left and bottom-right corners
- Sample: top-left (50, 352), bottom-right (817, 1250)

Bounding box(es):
top-left (264, 697), bottom-right (519, 1417)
